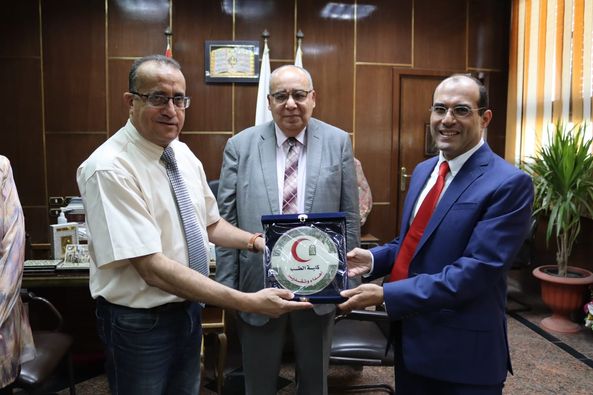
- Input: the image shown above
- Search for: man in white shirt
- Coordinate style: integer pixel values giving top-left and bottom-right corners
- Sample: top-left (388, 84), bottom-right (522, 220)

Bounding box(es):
top-left (77, 55), bottom-right (311, 395)
top-left (216, 65), bottom-right (360, 395)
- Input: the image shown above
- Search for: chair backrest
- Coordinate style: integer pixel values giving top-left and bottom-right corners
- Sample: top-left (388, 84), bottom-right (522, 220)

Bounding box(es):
top-left (512, 216), bottom-right (538, 268)
top-left (329, 309), bottom-right (395, 394)
top-left (14, 290), bottom-right (76, 395)
top-left (208, 179), bottom-right (220, 199)
top-left (20, 290), bottom-right (64, 331)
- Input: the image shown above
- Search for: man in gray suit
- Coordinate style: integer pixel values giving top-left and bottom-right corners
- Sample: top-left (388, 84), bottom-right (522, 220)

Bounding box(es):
top-left (216, 65), bottom-right (360, 395)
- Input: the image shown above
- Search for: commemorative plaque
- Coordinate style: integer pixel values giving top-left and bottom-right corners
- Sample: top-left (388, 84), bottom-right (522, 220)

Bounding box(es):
top-left (262, 212), bottom-right (348, 303)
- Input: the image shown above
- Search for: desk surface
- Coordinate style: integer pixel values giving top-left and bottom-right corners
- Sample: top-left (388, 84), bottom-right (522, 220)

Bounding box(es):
top-left (22, 271), bottom-right (89, 287)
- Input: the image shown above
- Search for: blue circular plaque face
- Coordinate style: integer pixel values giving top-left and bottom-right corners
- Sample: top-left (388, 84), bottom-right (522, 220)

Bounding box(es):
top-left (270, 226), bottom-right (339, 294)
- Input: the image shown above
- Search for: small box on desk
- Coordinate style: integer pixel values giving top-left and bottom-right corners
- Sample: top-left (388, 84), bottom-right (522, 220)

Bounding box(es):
top-left (50, 223), bottom-right (79, 259)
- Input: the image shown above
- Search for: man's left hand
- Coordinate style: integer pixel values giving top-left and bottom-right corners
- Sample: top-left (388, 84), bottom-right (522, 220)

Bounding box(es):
top-left (338, 283), bottom-right (384, 314)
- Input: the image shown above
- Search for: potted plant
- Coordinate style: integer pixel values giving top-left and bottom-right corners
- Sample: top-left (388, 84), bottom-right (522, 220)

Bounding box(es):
top-left (523, 120), bottom-right (593, 333)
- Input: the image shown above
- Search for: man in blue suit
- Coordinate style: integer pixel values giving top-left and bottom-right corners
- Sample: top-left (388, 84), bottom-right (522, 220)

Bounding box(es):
top-left (339, 74), bottom-right (533, 394)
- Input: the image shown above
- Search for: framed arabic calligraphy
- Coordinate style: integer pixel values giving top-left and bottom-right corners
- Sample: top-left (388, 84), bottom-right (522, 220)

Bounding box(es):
top-left (204, 40), bottom-right (260, 83)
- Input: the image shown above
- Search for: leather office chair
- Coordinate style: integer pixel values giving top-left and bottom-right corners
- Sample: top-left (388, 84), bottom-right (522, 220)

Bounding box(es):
top-left (10, 290), bottom-right (76, 395)
top-left (329, 309), bottom-right (395, 394)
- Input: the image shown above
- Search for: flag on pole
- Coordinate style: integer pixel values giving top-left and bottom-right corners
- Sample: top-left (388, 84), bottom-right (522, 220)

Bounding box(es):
top-left (295, 30), bottom-right (304, 67)
top-left (165, 41), bottom-right (173, 58)
top-left (164, 28), bottom-right (173, 58)
top-left (255, 40), bottom-right (272, 125)
top-left (294, 41), bottom-right (303, 67)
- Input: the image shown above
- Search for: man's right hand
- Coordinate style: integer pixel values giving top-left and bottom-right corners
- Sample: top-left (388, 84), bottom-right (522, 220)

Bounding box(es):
top-left (247, 288), bottom-right (313, 318)
top-left (346, 247), bottom-right (373, 277)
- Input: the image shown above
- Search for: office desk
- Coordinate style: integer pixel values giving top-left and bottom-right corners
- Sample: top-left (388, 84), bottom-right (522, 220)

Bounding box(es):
top-left (22, 272), bottom-right (89, 288)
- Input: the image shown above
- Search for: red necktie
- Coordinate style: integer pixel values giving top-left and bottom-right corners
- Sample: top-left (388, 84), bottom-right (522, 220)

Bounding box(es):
top-left (388, 161), bottom-right (450, 282)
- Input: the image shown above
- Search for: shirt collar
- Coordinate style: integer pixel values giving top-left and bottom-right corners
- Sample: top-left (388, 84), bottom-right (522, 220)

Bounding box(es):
top-left (124, 119), bottom-right (173, 159)
top-left (438, 138), bottom-right (484, 176)
top-left (275, 124), bottom-right (307, 148)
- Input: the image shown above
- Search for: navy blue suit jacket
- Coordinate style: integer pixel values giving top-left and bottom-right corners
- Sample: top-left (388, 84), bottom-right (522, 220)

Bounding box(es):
top-left (369, 144), bottom-right (533, 385)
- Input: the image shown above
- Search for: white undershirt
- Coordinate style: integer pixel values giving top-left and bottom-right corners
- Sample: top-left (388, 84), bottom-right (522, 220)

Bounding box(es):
top-left (410, 139), bottom-right (485, 220)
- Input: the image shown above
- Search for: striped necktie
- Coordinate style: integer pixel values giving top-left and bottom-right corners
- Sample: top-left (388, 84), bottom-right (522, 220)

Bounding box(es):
top-left (282, 137), bottom-right (300, 214)
top-left (161, 146), bottom-right (209, 276)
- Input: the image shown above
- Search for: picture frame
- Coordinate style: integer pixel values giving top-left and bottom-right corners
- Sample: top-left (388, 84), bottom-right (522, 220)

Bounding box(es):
top-left (204, 40), bottom-right (260, 83)
top-left (50, 223), bottom-right (79, 259)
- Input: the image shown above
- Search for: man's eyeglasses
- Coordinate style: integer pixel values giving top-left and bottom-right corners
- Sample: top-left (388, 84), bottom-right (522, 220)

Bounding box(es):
top-left (269, 89), bottom-right (313, 104)
top-left (130, 91), bottom-right (191, 109)
top-left (429, 104), bottom-right (485, 118)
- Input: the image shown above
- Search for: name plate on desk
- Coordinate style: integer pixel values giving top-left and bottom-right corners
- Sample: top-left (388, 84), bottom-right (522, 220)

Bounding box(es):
top-left (262, 212), bottom-right (348, 303)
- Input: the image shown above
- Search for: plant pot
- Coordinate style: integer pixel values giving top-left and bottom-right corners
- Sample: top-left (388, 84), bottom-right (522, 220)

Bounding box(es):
top-left (532, 265), bottom-right (593, 333)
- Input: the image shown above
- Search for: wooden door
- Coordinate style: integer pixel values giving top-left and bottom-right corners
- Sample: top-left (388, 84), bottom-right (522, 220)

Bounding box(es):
top-left (391, 70), bottom-right (455, 232)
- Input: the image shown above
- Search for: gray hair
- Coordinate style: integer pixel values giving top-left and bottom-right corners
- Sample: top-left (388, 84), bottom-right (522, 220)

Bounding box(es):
top-left (269, 65), bottom-right (314, 92)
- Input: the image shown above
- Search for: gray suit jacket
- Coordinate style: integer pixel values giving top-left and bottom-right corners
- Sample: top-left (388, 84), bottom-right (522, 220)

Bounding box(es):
top-left (215, 118), bottom-right (360, 325)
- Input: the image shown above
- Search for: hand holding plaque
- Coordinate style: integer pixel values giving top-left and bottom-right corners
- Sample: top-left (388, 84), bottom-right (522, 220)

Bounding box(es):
top-left (262, 213), bottom-right (348, 303)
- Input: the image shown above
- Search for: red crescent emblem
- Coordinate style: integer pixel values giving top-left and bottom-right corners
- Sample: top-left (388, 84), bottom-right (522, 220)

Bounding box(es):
top-left (291, 238), bottom-right (311, 263)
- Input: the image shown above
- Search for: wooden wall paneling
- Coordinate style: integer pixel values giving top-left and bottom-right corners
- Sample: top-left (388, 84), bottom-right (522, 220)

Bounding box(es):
top-left (356, 0), bottom-right (412, 64)
top-left (355, 65), bottom-right (395, 242)
top-left (173, 0), bottom-right (233, 132)
top-left (413, 0), bottom-right (466, 71)
top-left (180, 134), bottom-right (231, 181)
top-left (108, 59), bottom-right (134, 133)
top-left (361, 205), bottom-right (393, 244)
top-left (297, 0), bottom-right (355, 132)
top-left (354, 66), bottom-right (393, 203)
top-left (485, 71), bottom-right (508, 157)
top-left (234, 0), bottom-right (295, 132)
top-left (0, 59), bottom-right (44, 205)
top-left (468, 0), bottom-right (511, 70)
top-left (22, 207), bottom-right (50, 246)
top-left (235, 0), bottom-right (295, 60)
top-left (0, 1), bottom-right (40, 57)
top-left (234, 84), bottom-right (258, 133)
top-left (45, 134), bottom-right (106, 199)
top-left (42, 0), bottom-right (106, 132)
top-left (108, 0), bottom-right (170, 57)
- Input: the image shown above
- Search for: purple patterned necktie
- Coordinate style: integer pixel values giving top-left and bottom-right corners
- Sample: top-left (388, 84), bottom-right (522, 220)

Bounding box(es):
top-left (282, 137), bottom-right (300, 214)
top-left (161, 146), bottom-right (209, 276)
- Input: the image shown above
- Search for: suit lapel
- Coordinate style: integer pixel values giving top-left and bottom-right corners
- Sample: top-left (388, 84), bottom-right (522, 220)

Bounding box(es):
top-left (304, 119), bottom-right (322, 212)
top-left (400, 158), bottom-right (438, 236)
top-left (258, 123), bottom-right (281, 214)
top-left (417, 145), bottom-right (492, 252)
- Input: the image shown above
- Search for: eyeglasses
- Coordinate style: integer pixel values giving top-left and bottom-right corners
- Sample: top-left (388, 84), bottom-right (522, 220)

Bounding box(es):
top-left (269, 89), bottom-right (313, 104)
top-left (130, 91), bottom-right (191, 109)
top-left (429, 104), bottom-right (485, 118)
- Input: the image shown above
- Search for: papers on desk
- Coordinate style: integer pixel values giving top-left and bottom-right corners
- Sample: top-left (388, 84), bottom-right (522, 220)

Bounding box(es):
top-left (24, 258), bottom-right (91, 274)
